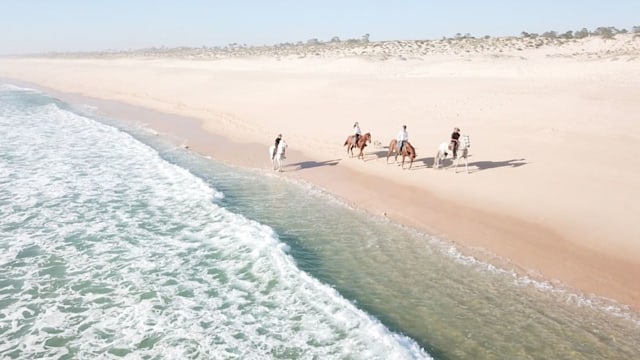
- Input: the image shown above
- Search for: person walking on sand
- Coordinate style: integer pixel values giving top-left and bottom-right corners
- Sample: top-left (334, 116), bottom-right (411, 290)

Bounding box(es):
top-left (353, 122), bottom-right (362, 145)
top-left (397, 125), bottom-right (408, 152)
top-left (272, 134), bottom-right (282, 160)
top-left (450, 127), bottom-right (460, 159)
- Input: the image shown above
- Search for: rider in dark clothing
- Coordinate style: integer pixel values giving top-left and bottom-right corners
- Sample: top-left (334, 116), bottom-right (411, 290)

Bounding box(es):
top-left (451, 127), bottom-right (460, 159)
top-left (272, 134), bottom-right (282, 160)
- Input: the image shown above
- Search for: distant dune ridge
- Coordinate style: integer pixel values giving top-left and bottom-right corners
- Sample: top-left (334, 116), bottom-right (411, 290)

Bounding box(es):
top-left (1, 28), bottom-right (640, 312)
top-left (13, 30), bottom-right (640, 61)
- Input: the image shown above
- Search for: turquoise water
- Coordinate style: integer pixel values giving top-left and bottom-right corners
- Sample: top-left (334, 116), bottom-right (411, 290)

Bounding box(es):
top-left (0, 84), bottom-right (638, 359)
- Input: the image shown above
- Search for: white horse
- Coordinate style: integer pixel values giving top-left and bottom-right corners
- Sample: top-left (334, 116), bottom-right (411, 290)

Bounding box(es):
top-left (268, 139), bottom-right (288, 172)
top-left (434, 135), bottom-right (471, 173)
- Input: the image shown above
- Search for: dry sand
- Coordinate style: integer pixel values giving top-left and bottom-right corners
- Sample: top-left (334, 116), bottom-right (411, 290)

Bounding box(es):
top-left (2, 34), bottom-right (639, 310)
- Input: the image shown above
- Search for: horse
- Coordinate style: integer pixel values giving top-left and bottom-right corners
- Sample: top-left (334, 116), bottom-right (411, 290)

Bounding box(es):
top-left (434, 135), bottom-right (471, 173)
top-left (386, 139), bottom-right (417, 169)
top-left (343, 132), bottom-right (372, 160)
top-left (268, 139), bottom-right (288, 172)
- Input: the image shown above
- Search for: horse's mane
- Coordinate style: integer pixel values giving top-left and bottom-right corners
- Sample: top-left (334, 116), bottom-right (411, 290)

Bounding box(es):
top-left (360, 133), bottom-right (371, 144)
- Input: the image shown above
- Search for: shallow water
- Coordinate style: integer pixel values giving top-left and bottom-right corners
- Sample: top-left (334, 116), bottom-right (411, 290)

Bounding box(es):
top-left (1, 84), bottom-right (638, 359)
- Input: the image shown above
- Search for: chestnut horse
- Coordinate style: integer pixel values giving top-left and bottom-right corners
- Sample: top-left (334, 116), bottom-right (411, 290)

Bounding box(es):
top-left (386, 139), bottom-right (416, 169)
top-left (343, 132), bottom-right (372, 160)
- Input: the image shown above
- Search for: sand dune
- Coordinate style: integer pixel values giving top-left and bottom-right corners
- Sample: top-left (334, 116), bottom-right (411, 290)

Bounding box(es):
top-left (2, 34), bottom-right (639, 310)
top-left (27, 33), bottom-right (640, 61)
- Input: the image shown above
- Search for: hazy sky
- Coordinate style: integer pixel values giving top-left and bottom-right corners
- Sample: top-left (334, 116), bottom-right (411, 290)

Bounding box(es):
top-left (1, 0), bottom-right (638, 54)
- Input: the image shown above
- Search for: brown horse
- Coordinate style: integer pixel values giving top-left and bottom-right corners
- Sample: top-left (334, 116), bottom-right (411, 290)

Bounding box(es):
top-left (386, 139), bottom-right (417, 169)
top-left (343, 132), bottom-right (372, 160)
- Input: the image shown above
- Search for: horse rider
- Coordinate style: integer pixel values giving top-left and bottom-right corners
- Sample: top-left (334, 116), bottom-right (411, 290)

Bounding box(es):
top-left (450, 127), bottom-right (460, 159)
top-left (272, 134), bottom-right (282, 160)
top-left (397, 125), bottom-right (408, 152)
top-left (353, 122), bottom-right (362, 145)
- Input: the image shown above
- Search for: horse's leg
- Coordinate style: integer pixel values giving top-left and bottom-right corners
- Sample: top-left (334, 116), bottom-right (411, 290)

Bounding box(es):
top-left (387, 141), bottom-right (397, 164)
top-left (464, 155), bottom-right (469, 174)
top-left (346, 137), bottom-right (352, 157)
top-left (434, 151), bottom-right (439, 169)
top-left (401, 155), bottom-right (405, 169)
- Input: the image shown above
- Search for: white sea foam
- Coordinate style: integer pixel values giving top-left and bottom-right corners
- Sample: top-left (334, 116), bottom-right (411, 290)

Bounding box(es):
top-left (0, 89), bottom-right (430, 358)
top-left (0, 83), bottom-right (41, 93)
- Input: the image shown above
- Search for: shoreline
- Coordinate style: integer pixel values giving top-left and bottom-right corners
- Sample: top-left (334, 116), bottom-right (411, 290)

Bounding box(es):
top-left (2, 48), bottom-right (639, 313)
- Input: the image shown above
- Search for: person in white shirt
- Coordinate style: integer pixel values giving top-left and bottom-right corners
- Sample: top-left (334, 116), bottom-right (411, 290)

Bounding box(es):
top-left (396, 125), bottom-right (408, 152)
top-left (353, 122), bottom-right (362, 145)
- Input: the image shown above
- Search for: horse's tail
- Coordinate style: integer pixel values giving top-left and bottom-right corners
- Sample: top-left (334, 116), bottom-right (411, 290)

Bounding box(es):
top-left (344, 136), bottom-right (350, 147)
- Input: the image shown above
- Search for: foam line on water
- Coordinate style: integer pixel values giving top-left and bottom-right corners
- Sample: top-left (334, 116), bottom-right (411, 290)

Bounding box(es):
top-left (0, 87), bottom-right (431, 358)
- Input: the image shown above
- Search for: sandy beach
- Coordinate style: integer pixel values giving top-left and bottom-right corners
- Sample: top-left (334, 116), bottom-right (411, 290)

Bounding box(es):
top-left (2, 34), bottom-right (639, 311)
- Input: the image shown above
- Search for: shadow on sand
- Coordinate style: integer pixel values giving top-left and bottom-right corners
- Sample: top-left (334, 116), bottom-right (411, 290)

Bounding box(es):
top-left (365, 148), bottom-right (391, 161)
top-left (364, 150), bottom-right (527, 173)
top-left (287, 159), bottom-right (341, 170)
top-left (466, 158), bottom-right (527, 173)
top-left (331, 146), bottom-right (528, 174)
top-left (409, 157), bottom-right (435, 170)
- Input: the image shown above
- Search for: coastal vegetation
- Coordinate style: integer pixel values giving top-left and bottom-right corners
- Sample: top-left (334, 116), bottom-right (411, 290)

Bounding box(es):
top-left (16, 25), bottom-right (639, 60)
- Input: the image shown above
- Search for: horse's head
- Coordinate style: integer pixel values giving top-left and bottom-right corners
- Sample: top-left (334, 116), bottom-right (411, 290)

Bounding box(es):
top-left (406, 142), bottom-right (417, 159)
top-left (364, 133), bottom-right (372, 143)
top-left (461, 135), bottom-right (470, 149)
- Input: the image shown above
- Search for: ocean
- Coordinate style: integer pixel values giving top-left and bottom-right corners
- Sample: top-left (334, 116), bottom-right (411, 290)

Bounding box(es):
top-left (0, 83), bottom-right (638, 359)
